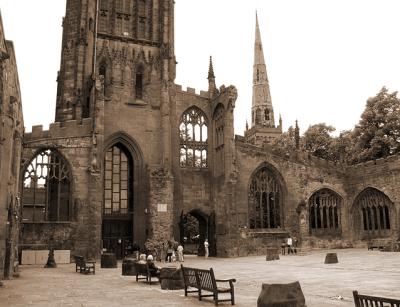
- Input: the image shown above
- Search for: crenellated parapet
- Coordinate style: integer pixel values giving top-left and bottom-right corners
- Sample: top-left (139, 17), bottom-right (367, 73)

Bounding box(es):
top-left (173, 83), bottom-right (209, 98)
top-left (24, 118), bottom-right (93, 142)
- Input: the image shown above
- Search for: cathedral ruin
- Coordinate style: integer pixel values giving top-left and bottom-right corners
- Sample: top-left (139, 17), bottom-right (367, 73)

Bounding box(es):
top-left (0, 0), bottom-right (399, 280)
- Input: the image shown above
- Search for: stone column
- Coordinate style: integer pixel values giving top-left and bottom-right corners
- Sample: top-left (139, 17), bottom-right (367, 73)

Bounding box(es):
top-left (148, 168), bottom-right (174, 243)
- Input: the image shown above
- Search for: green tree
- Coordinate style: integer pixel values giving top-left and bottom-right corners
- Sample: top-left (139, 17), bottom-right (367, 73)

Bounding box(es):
top-left (303, 123), bottom-right (336, 160)
top-left (272, 125), bottom-right (297, 153)
top-left (351, 87), bottom-right (400, 163)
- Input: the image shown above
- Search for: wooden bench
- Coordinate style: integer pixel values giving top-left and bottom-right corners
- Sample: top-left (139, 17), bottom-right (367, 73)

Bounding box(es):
top-left (367, 239), bottom-right (388, 251)
top-left (181, 265), bottom-right (236, 306)
top-left (74, 255), bottom-right (95, 274)
top-left (133, 262), bottom-right (159, 284)
top-left (353, 290), bottom-right (400, 307)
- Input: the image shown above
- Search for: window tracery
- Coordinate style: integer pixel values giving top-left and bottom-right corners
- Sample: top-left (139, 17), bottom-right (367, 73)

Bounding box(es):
top-left (22, 149), bottom-right (71, 222)
top-left (104, 144), bottom-right (133, 215)
top-left (356, 188), bottom-right (391, 235)
top-left (248, 167), bottom-right (282, 229)
top-left (179, 107), bottom-right (208, 168)
top-left (308, 189), bottom-right (341, 235)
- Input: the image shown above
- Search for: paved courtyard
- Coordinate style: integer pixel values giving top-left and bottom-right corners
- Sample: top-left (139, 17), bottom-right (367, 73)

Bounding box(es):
top-left (0, 248), bottom-right (399, 307)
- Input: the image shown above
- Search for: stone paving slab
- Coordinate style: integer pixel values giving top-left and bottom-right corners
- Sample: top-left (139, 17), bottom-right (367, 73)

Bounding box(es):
top-left (0, 249), bottom-right (399, 306)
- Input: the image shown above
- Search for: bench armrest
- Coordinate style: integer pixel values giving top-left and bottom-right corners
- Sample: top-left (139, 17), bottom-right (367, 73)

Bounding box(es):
top-left (215, 278), bottom-right (236, 283)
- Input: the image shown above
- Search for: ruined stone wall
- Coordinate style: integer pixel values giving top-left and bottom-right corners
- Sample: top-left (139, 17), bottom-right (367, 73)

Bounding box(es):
top-left (171, 86), bottom-right (212, 238)
top-left (232, 140), bottom-right (350, 254)
top-left (344, 155), bottom-right (400, 245)
top-left (21, 120), bottom-right (97, 258)
top-left (0, 32), bottom-right (24, 278)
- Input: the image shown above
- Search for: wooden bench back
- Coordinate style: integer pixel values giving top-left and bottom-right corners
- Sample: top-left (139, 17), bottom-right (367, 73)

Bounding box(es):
top-left (181, 266), bottom-right (198, 288)
top-left (74, 255), bottom-right (85, 266)
top-left (353, 291), bottom-right (400, 307)
top-left (133, 262), bottom-right (149, 275)
top-left (196, 268), bottom-right (217, 292)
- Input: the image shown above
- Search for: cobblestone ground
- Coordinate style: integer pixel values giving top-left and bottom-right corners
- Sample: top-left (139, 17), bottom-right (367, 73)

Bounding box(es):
top-left (0, 248), bottom-right (399, 307)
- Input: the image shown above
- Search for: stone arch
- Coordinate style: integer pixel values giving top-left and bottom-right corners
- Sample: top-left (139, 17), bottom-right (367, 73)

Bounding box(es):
top-left (179, 106), bottom-right (208, 168)
top-left (21, 148), bottom-right (73, 222)
top-left (307, 188), bottom-right (342, 237)
top-left (102, 132), bottom-right (146, 257)
top-left (247, 162), bottom-right (287, 229)
top-left (179, 209), bottom-right (216, 257)
top-left (352, 187), bottom-right (396, 240)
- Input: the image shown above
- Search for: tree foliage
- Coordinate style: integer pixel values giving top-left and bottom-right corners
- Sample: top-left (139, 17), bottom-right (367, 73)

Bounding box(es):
top-left (273, 87), bottom-right (400, 164)
top-left (351, 87), bottom-right (400, 163)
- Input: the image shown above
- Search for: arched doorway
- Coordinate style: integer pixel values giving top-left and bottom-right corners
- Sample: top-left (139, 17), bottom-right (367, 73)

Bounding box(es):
top-left (179, 209), bottom-right (216, 257)
top-left (102, 143), bottom-right (134, 259)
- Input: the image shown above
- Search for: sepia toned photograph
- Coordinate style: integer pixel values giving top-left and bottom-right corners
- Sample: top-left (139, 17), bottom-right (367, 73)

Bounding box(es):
top-left (0, 0), bottom-right (399, 306)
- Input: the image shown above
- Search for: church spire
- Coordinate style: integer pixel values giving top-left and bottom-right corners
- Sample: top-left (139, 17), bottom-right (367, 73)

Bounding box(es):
top-left (208, 56), bottom-right (217, 98)
top-left (251, 12), bottom-right (275, 128)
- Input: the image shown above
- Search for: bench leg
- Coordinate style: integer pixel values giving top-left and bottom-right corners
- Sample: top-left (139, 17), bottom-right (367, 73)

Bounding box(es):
top-left (198, 289), bottom-right (202, 301)
top-left (214, 293), bottom-right (219, 306)
top-left (231, 289), bottom-right (235, 305)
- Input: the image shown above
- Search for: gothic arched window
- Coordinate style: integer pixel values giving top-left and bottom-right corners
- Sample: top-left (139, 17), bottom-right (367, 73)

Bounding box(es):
top-left (135, 65), bottom-right (144, 99)
top-left (99, 63), bottom-right (107, 96)
top-left (255, 108), bottom-right (261, 125)
top-left (22, 149), bottom-right (71, 222)
top-left (355, 188), bottom-right (391, 237)
top-left (179, 107), bottom-right (208, 168)
top-left (248, 167), bottom-right (282, 229)
top-left (264, 109), bottom-right (270, 121)
top-left (308, 189), bottom-right (341, 236)
top-left (98, 0), bottom-right (109, 33)
top-left (213, 104), bottom-right (224, 176)
top-left (103, 144), bottom-right (133, 215)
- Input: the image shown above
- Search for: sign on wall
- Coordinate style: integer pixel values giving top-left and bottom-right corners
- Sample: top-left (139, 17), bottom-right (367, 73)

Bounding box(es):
top-left (157, 203), bottom-right (168, 212)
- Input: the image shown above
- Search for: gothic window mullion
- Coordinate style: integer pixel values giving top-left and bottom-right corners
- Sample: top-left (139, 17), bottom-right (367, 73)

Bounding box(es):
top-left (57, 177), bottom-right (61, 221)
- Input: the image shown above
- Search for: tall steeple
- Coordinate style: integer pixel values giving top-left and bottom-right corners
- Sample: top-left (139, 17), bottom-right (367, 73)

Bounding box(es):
top-left (208, 56), bottom-right (217, 98)
top-left (251, 12), bottom-right (275, 128)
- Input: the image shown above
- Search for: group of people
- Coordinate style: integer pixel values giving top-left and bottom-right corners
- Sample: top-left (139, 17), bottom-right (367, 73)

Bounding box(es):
top-left (281, 235), bottom-right (298, 255)
top-left (162, 241), bottom-right (185, 263)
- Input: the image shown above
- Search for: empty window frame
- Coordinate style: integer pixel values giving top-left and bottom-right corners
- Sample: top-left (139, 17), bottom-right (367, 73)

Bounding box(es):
top-left (248, 167), bottom-right (282, 229)
top-left (104, 144), bottom-right (133, 215)
top-left (179, 107), bottom-right (208, 168)
top-left (357, 188), bottom-right (391, 235)
top-left (22, 149), bottom-right (71, 222)
top-left (309, 189), bottom-right (341, 235)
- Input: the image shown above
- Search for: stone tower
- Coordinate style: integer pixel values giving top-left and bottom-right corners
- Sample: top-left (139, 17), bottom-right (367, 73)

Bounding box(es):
top-left (245, 12), bottom-right (282, 145)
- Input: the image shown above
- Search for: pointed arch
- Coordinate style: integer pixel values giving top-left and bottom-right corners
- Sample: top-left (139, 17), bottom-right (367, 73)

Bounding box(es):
top-left (179, 106), bottom-right (208, 168)
top-left (308, 188), bottom-right (342, 236)
top-left (248, 162), bottom-right (286, 229)
top-left (21, 148), bottom-right (72, 222)
top-left (352, 187), bottom-right (394, 239)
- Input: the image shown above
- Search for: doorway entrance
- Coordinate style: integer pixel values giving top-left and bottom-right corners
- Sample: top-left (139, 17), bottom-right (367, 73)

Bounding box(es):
top-left (179, 209), bottom-right (216, 256)
top-left (102, 219), bottom-right (132, 259)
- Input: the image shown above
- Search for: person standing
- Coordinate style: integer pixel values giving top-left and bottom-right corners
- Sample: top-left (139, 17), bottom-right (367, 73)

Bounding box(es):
top-left (165, 241), bottom-right (173, 262)
top-left (287, 236), bottom-right (293, 255)
top-left (204, 239), bottom-right (209, 258)
top-left (177, 243), bottom-right (184, 262)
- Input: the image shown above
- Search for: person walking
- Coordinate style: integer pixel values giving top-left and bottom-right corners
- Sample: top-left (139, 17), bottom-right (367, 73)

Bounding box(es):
top-left (165, 241), bottom-right (173, 262)
top-left (177, 243), bottom-right (184, 262)
top-left (204, 239), bottom-right (209, 258)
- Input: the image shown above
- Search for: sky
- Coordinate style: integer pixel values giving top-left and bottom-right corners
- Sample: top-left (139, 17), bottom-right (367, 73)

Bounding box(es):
top-left (1, 0), bottom-right (400, 136)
